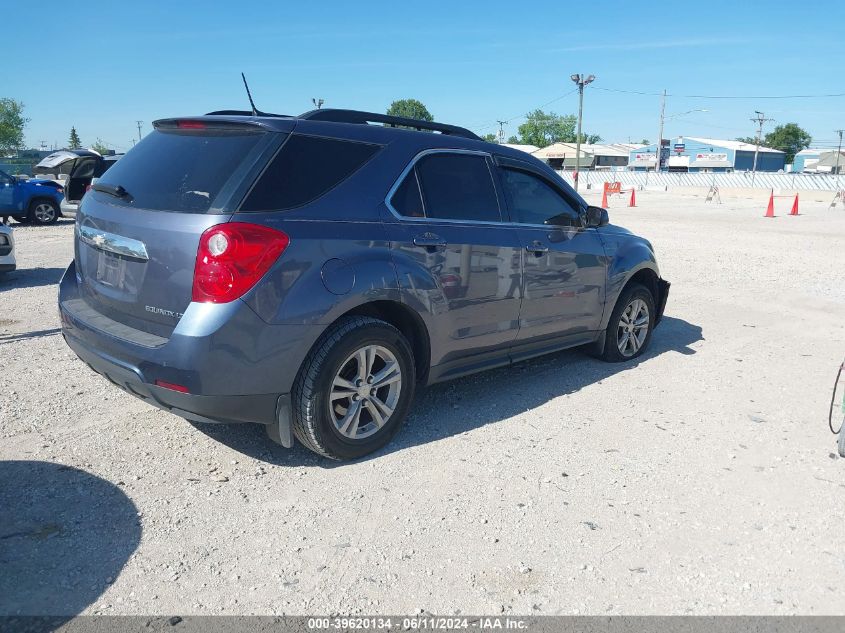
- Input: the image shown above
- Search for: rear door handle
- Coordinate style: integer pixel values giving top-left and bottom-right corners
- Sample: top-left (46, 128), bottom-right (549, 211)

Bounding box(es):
top-left (413, 233), bottom-right (447, 248)
top-left (525, 241), bottom-right (549, 254)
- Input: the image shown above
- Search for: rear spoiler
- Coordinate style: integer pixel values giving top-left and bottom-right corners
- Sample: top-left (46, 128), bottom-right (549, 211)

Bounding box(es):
top-left (153, 118), bottom-right (274, 132)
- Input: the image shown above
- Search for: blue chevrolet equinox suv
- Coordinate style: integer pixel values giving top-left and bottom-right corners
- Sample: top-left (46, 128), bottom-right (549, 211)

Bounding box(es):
top-left (59, 108), bottom-right (669, 459)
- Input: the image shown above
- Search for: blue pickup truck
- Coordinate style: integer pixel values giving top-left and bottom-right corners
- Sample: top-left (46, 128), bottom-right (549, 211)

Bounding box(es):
top-left (0, 168), bottom-right (65, 225)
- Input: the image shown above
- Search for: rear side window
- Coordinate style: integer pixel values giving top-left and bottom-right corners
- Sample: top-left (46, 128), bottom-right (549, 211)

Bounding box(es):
top-left (95, 129), bottom-right (266, 213)
top-left (241, 135), bottom-right (381, 212)
top-left (412, 153), bottom-right (500, 222)
top-left (499, 168), bottom-right (582, 225)
top-left (390, 170), bottom-right (424, 217)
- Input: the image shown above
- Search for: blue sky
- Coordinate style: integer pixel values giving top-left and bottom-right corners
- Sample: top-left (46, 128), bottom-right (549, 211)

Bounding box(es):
top-left (8, 1), bottom-right (845, 152)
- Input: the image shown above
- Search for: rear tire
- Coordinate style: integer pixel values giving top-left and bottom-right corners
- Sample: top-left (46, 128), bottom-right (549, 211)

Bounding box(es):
top-left (291, 316), bottom-right (416, 460)
top-left (599, 283), bottom-right (656, 362)
top-left (28, 199), bottom-right (59, 225)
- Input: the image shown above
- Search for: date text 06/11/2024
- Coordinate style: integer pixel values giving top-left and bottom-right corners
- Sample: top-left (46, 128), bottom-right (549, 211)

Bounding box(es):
top-left (306, 617), bottom-right (529, 630)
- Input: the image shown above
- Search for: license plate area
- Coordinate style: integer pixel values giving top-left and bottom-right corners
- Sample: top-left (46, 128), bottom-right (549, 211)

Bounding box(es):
top-left (96, 251), bottom-right (127, 288)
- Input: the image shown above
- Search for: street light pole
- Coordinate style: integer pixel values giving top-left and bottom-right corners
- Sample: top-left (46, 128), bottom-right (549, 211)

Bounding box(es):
top-left (834, 129), bottom-right (843, 179)
top-left (655, 89), bottom-right (666, 173)
top-left (312, 98), bottom-right (324, 110)
top-left (570, 73), bottom-right (595, 192)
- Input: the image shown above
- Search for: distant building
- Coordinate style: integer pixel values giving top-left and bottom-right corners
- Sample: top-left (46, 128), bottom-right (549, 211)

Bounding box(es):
top-left (792, 148), bottom-right (824, 172)
top-left (628, 136), bottom-right (785, 172)
top-left (813, 150), bottom-right (845, 174)
top-left (534, 143), bottom-right (644, 170)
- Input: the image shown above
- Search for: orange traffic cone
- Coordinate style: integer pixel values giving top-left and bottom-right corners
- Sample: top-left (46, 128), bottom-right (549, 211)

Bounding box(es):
top-left (789, 194), bottom-right (799, 216)
top-left (764, 191), bottom-right (775, 218)
top-left (601, 182), bottom-right (608, 208)
top-left (629, 188), bottom-right (636, 207)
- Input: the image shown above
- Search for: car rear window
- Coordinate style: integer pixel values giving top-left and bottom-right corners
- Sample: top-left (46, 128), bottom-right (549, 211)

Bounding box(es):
top-left (94, 129), bottom-right (268, 213)
top-left (239, 134), bottom-right (381, 212)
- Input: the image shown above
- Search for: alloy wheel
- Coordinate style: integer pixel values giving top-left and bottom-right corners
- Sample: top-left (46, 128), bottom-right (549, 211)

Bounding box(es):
top-left (34, 203), bottom-right (56, 223)
top-left (617, 298), bottom-right (649, 357)
top-left (329, 344), bottom-right (402, 441)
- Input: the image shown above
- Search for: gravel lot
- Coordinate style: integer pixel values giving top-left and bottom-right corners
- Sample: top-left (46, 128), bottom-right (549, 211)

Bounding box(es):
top-left (1, 190), bottom-right (844, 617)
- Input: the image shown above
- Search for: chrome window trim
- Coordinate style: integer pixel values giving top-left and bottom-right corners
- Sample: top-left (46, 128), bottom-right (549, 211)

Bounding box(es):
top-left (384, 148), bottom-right (505, 226)
top-left (77, 224), bottom-right (149, 261)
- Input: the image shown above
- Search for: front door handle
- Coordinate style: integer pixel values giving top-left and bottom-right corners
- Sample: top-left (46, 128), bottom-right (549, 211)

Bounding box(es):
top-left (413, 233), bottom-right (447, 249)
top-left (525, 241), bottom-right (549, 254)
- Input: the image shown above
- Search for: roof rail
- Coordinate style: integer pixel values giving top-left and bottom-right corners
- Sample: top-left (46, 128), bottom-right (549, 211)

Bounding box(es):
top-left (297, 108), bottom-right (481, 140)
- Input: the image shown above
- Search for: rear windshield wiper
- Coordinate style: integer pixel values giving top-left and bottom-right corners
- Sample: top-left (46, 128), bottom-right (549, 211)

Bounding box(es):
top-left (92, 183), bottom-right (132, 200)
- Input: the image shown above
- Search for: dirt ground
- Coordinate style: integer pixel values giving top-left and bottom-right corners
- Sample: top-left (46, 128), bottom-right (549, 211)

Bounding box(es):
top-left (1, 190), bottom-right (844, 617)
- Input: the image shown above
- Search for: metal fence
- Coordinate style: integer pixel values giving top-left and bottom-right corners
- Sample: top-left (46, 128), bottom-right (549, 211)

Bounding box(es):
top-left (557, 170), bottom-right (845, 192)
top-left (0, 161), bottom-right (35, 176)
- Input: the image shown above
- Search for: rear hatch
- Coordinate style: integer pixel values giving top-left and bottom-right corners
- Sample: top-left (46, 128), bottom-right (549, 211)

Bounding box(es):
top-left (74, 119), bottom-right (286, 337)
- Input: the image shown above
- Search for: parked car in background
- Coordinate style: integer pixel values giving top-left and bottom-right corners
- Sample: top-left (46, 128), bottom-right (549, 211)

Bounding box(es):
top-left (59, 108), bottom-right (669, 460)
top-left (34, 150), bottom-right (122, 219)
top-left (0, 169), bottom-right (65, 225)
top-left (0, 224), bottom-right (16, 273)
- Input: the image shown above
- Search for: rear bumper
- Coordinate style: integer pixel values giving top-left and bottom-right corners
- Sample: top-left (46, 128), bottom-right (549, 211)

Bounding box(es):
top-left (58, 261), bottom-right (322, 429)
top-left (64, 332), bottom-right (280, 425)
top-left (60, 200), bottom-right (78, 218)
top-left (0, 263), bottom-right (16, 273)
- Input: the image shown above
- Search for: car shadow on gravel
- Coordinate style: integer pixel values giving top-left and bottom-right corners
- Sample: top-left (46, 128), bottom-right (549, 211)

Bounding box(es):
top-left (0, 266), bottom-right (67, 290)
top-left (0, 461), bottom-right (140, 622)
top-left (194, 316), bottom-right (702, 467)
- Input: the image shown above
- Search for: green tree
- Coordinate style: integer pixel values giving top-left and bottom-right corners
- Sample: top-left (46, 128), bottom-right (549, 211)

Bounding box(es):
top-left (90, 138), bottom-right (110, 155)
top-left (506, 135), bottom-right (519, 144)
top-left (0, 98), bottom-right (28, 156)
top-left (68, 127), bottom-right (82, 149)
top-left (640, 139), bottom-right (649, 145)
top-left (516, 110), bottom-right (599, 148)
top-left (481, 133), bottom-right (498, 143)
top-left (737, 123), bottom-right (811, 163)
top-left (386, 99), bottom-right (433, 122)
top-left (763, 123), bottom-right (812, 164)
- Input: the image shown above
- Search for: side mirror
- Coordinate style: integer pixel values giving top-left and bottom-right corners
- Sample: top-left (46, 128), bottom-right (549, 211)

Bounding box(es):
top-left (585, 205), bottom-right (609, 228)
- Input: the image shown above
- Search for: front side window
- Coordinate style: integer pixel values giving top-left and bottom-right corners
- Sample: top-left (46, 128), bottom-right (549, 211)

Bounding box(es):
top-left (413, 153), bottom-right (500, 223)
top-left (499, 168), bottom-right (582, 226)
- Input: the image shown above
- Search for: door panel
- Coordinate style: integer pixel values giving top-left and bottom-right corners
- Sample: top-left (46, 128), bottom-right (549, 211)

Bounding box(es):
top-left (387, 220), bottom-right (523, 365)
top-left (517, 226), bottom-right (606, 340)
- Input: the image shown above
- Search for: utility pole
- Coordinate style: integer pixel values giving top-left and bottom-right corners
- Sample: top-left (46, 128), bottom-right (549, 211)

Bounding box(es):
top-left (497, 120), bottom-right (506, 144)
top-left (136, 121), bottom-right (144, 143)
top-left (655, 89), bottom-right (666, 173)
top-left (750, 111), bottom-right (773, 186)
top-left (312, 98), bottom-right (324, 110)
top-left (570, 73), bottom-right (595, 192)
top-left (834, 129), bottom-right (843, 178)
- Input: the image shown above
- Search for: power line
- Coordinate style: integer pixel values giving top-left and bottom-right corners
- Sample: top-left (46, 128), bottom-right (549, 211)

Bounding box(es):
top-left (593, 86), bottom-right (845, 100)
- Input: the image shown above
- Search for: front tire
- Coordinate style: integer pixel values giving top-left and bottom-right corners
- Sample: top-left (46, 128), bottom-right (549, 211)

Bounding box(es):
top-left (28, 199), bottom-right (59, 225)
top-left (292, 316), bottom-right (416, 460)
top-left (599, 283), bottom-right (656, 362)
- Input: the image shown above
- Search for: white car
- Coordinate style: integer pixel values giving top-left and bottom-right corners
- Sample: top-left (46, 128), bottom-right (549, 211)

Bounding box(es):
top-left (35, 150), bottom-right (122, 219)
top-left (0, 223), bottom-right (15, 273)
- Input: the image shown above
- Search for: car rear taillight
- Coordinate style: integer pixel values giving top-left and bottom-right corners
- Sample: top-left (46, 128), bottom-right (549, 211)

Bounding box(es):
top-left (85, 184), bottom-right (92, 193)
top-left (192, 223), bottom-right (289, 303)
top-left (177, 120), bottom-right (207, 129)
